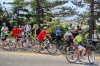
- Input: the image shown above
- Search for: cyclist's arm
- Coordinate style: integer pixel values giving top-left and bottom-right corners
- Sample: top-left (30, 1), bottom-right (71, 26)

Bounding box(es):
top-left (71, 35), bottom-right (74, 40)
top-left (24, 26), bottom-right (26, 31)
top-left (63, 34), bottom-right (66, 40)
top-left (73, 36), bottom-right (78, 45)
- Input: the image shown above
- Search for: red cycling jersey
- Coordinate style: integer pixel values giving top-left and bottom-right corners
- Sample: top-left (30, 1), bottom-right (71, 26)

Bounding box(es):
top-left (37, 30), bottom-right (46, 41)
top-left (12, 28), bottom-right (21, 38)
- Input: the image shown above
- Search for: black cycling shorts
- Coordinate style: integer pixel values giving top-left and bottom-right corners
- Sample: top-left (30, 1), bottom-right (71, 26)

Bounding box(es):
top-left (1, 35), bottom-right (8, 41)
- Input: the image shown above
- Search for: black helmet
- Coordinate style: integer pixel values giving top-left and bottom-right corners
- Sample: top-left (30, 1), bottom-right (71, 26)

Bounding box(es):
top-left (79, 31), bottom-right (82, 34)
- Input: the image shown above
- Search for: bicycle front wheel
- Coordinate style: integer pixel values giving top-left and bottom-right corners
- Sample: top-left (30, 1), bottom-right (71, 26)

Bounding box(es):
top-left (60, 44), bottom-right (67, 54)
top-left (8, 40), bottom-right (16, 50)
top-left (47, 43), bottom-right (57, 54)
top-left (88, 51), bottom-right (95, 64)
top-left (66, 51), bottom-right (78, 63)
top-left (26, 39), bottom-right (35, 48)
top-left (31, 43), bottom-right (40, 53)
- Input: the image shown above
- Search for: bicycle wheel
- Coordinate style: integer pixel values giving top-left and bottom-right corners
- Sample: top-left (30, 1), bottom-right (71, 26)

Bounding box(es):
top-left (60, 44), bottom-right (67, 54)
top-left (47, 43), bottom-right (57, 54)
top-left (66, 51), bottom-right (78, 63)
top-left (8, 40), bottom-right (16, 50)
top-left (26, 39), bottom-right (35, 48)
top-left (31, 43), bottom-right (40, 53)
top-left (88, 51), bottom-right (95, 64)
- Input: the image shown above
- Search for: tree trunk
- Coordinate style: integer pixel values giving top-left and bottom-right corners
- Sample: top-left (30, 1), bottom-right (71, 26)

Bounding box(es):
top-left (36, 0), bottom-right (40, 27)
top-left (89, 0), bottom-right (94, 39)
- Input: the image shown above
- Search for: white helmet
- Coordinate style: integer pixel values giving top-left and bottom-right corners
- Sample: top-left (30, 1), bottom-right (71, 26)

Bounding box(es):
top-left (43, 27), bottom-right (47, 30)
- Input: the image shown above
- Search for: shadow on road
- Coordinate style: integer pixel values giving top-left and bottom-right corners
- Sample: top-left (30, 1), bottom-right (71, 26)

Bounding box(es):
top-left (84, 62), bottom-right (99, 66)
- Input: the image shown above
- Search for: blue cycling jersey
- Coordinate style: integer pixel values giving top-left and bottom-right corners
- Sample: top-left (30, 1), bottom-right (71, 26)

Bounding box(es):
top-left (56, 29), bottom-right (61, 36)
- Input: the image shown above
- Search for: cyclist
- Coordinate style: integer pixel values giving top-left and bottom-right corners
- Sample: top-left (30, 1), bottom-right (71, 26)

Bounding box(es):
top-left (74, 22), bottom-right (82, 36)
top-left (21, 25), bottom-right (26, 46)
top-left (0, 23), bottom-right (9, 49)
top-left (92, 30), bottom-right (100, 48)
top-left (37, 27), bottom-right (50, 52)
top-left (56, 26), bottom-right (62, 48)
top-left (64, 27), bottom-right (74, 52)
top-left (12, 26), bottom-right (21, 47)
top-left (73, 31), bottom-right (86, 60)
top-left (45, 24), bottom-right (51, 35)
top-left (34, 25), bottom-right (41, 41)
top-left (24, 22), bottom-right (31, 37)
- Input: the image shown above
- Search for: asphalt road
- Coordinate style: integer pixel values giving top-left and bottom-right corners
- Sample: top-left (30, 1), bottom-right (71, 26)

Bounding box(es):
top-left (0, 49), bottom-right (100, 66)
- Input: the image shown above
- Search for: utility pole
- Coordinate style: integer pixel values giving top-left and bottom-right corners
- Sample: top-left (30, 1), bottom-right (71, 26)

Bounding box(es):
top-left (36, 0), bottom-right (41, 27)
top-left (89, 0), bottom-right (94, 39)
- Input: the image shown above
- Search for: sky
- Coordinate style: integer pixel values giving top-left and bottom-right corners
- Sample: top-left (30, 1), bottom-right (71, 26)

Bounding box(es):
top-left (0, 0), bottom-right (87, 20)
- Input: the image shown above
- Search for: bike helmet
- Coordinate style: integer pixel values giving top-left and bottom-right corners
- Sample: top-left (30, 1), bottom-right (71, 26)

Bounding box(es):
top-left (43, 27), bottom-right (47, 30)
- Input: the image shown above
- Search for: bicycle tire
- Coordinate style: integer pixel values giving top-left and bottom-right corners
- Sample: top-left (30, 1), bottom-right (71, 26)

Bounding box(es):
top-left (31, 43), bottom-right (40, 53)
top-left (47, 43), bottom-right (57, 54)
top-left (66, 51), bottom-right (78, 63)
top-left (60, 44), bottom-right (67, 54)
top-left (26, 38), bottom-right (35, 47)
top-left (8, 40), bottom-right (16, 50)
top-left (88, 51), bottom-right (95, 64)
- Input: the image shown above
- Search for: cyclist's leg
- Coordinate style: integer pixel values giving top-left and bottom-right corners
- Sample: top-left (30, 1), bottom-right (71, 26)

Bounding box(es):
top-left (82, 47), bottom-right (86, 57)
top-left (1, 39), bottom-right (5, 49)
top-left (5, 35), bottom-right (9, 43)
top-left (56, 36), bottom-right (61, 48)
top-left (17, 37), bottom-right (21, 46)
top-left (93, 41), bottom-right (97, 49)
top-left (78, 45), bottom-right (86, 59)
top-left (66, 40), bottom-right (71, 52)
top-left (37, 40), bottom-right (42, 52)
top-left (78, 45), bottom-right (82, 58)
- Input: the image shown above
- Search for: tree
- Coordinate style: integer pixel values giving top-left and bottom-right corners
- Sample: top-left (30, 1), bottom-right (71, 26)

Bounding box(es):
top-left (10, 0), bottom-right (30, 26)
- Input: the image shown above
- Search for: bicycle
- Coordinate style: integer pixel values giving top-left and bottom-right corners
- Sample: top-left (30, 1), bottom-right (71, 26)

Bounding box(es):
top-left (24, 31), bottom-right (35, 47)
top-left (66, 39), bottom-right (95, 64)
top-left (31, 38), bottom-right (57, 54)
top-left (10, 34), bottom-right (23, 50)
top-left (52, 38), bottom-right (68, 54)
top-left (95, 43), bottom-right (100, 54)
top-left (0, 35), bottom-right (13, 49)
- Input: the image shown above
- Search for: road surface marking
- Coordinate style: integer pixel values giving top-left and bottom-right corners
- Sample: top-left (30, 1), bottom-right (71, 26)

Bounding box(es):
top-left (0, 51), bottom-right (100, 59)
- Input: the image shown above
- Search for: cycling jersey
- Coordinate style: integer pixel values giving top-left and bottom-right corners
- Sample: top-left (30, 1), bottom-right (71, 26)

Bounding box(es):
top-left (1, 26), bottom-right (8, 35)
top-left (45, 27), bottom-right (51, 34)
top-left (56, 29), bottom-right (61, 36)
top-left (12, 28), bottom-right (21, 38)
top-left (25, 24), bottom-right (31, 32)
top-left (65, 31), bottom-right (72, 41)
top-left (37, 30), bottom-right (46, 41)
top-left (76, 35), bottom-right (82, 44)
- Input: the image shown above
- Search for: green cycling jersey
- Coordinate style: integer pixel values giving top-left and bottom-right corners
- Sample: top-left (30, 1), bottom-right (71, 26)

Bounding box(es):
top-left (76, 35), bottom-right (82, 44)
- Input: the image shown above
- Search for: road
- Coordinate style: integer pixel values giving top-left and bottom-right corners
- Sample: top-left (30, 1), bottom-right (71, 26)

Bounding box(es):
top-left (0, 48), bottom-right (100, 66)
